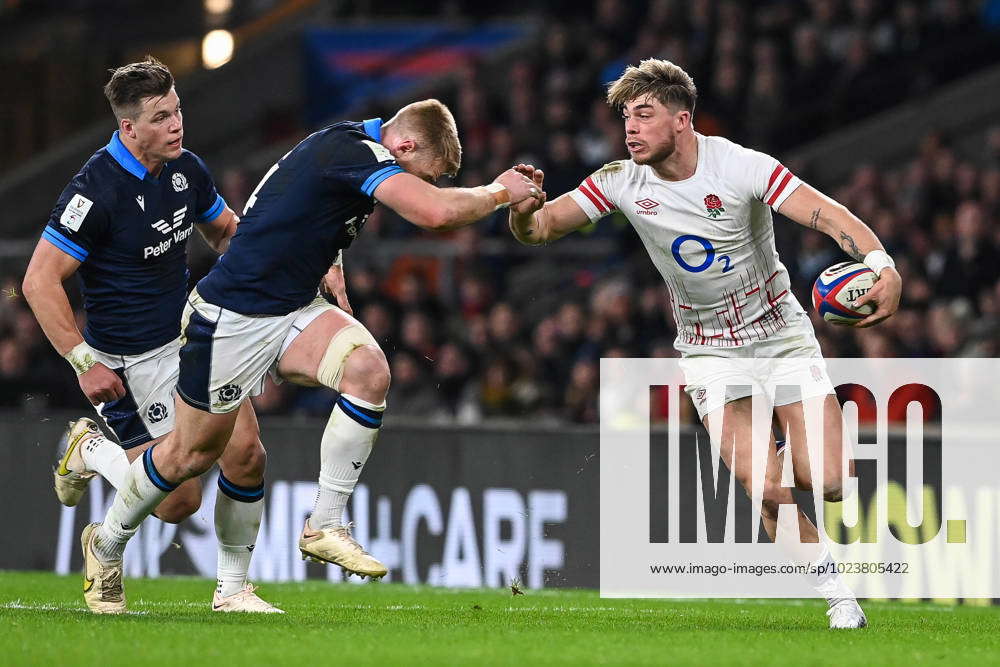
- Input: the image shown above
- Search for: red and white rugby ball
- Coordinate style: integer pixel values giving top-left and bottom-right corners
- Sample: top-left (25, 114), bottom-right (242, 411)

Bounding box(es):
top-left (812, 262), bottom-right (876, 325)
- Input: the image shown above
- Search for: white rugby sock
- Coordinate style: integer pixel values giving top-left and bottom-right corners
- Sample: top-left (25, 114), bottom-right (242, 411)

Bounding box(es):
top-left (93, 447), bottom-right (176, 563)
top-left (81, 434), bottom-right (130, 490)
top-left (215, 473), bottom-right (264, 597)
top-left (308, 394), bottom-right (383, 531)
top-left (808, 545), bottom-right (856, 606)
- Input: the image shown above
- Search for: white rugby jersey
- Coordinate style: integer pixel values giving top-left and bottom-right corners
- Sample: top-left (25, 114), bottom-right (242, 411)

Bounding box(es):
top-left (568, 133), bottom-right (804, 349)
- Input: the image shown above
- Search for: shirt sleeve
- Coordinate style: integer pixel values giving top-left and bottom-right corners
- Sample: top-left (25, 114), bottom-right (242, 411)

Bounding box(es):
top-left (188, 153), bottom-right (227, 222)
top-left (736, 147), bottom-right (802, 210)
top-left (322, 131), bottom-right (404, 197)
top-left (567, 161), bottom-right (624, 222)
top-left (43, 180), bottom-right (110, 263)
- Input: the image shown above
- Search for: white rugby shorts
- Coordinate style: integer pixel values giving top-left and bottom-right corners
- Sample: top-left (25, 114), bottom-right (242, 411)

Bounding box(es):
top-left (176, 289), bottom-right (340, 414)
top-left (678, 313), bottom-right (835, 420)
top-left (90, 338), bottom-right (180, 448)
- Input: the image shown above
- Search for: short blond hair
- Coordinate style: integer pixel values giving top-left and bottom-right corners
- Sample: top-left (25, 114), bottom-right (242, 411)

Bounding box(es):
top-left (387, 99), bottom-right (462, 178)
top-left (606, 58), bottom-right (697, 114)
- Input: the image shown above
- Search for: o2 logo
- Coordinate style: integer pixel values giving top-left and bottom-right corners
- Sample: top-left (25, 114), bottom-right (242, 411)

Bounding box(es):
top-left (670, 235), bottom-right (733, 273)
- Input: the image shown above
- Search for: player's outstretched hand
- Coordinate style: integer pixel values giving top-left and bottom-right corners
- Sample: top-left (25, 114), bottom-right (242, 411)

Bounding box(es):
top-left (853, 267), bottom-right (901, 328)
top-left (79, 362), bottom-right (125, 405)
top-left (511, 164), bottom-right (546, 215)
top-left (495, 168), bottom-right (544, 207)
top-left (321, 264), bottom-right (353, 315)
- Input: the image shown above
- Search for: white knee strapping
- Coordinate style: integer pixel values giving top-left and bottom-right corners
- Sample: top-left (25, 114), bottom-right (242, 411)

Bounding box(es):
top-left (315, 324), bottom-right (379, 391)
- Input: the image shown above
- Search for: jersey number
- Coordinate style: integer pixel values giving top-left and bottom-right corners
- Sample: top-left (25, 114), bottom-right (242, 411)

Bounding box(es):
top-left (243, 162), bottom-right (279, 215)
top-left (670, 234), bottom-right (733, 273)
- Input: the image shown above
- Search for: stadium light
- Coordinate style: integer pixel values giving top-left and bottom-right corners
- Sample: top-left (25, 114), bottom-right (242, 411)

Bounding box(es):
top-left (202, 29), bottom-right (234, 69)
top-left (204, 0), bottom-right (233, 14)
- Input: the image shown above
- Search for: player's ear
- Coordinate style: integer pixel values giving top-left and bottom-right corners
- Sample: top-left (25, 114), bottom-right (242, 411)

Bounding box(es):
top-left (674, 109), bottom-right (691, 131)
top-left (120, 117), bottom-right (135, 139)
top-left (396, 138), bottom-right (416, 156)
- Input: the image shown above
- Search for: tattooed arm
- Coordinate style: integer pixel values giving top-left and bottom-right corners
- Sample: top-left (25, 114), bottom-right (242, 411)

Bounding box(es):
top-left (777, 183), bottom-right (902, 327)
top-left (778, 183), bottom-right (878, 260)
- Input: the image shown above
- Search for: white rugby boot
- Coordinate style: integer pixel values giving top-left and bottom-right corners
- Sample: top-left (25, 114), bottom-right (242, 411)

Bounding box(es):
top-left (827, 599), bottom-right (868, 629)
top-left (81, 523), bottom-right (126, 614)
top-left (54, 418), bottom-right (101, 506)
top-left (298, 521), bottom-right (387, 579)
top-left (212, 583), bottom-right (284, 614)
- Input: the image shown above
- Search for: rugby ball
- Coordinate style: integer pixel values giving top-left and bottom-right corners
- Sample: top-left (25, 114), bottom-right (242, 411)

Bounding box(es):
top-left (812, 261), bottom-right (876, 325)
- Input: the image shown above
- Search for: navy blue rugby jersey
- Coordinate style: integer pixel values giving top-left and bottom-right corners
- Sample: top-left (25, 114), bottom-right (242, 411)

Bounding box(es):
top-left (196, 118), bottom-right (404, 315)
top-left (43, 131), bottom-right (227, 355)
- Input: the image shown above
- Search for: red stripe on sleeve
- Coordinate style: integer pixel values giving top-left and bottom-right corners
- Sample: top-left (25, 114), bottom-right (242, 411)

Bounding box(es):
top-left (577, 183), bottom-right (607, 213)
top-left (585, 177), bottom-right (615, 211)
top-left (766, 171), bottom-right (794, 206)
top-left (766, 164), bottom-right (784, 194)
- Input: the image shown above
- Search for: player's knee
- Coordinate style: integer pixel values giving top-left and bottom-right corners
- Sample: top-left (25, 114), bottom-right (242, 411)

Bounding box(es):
top-left (154, 489), bottom-right (202, 524)
top-left (315, 324), bottom-right (380, 393)
top-left (760, 481), bottom-right (784, 521)
top-left (823, 478), bottom-right (845, 503)
top-left (341, 345), bottom-right (390, 402)
top-left (179, 448), bottom-right (223, 479)
top-left (226, 438), bottom-right (267, 484)
top-left (793, 469), bottom-right (814, 492)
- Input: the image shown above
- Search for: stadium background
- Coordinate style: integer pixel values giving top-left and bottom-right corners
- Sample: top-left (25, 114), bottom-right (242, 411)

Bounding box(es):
top-left (1, 0), bottom-right (999, 593)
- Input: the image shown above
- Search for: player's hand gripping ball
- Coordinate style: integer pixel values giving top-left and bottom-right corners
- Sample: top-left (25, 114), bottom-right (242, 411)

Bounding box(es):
top-left (812, 261), bottom-right (877, 325)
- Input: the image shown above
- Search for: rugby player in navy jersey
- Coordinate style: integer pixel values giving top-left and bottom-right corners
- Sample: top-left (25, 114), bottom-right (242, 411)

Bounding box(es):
top-left (23, 58), bottom-right (282, 613)
top-left (77, 97), bottom-right (542, 611)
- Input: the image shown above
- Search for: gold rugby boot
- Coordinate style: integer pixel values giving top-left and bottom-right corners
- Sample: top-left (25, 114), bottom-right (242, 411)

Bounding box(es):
top-left (298, 521), bottom-right (387, 579)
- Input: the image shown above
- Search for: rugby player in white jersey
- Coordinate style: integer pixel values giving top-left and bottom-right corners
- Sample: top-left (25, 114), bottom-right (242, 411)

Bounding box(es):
top-left (508, 59), bottom-right (901, 629)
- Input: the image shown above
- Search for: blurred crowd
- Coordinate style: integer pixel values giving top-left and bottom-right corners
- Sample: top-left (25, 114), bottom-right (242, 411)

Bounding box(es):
top-left (3, 0), bottom-right (1000, 425)
top-left (351, 0), bottom-right (1000, 158)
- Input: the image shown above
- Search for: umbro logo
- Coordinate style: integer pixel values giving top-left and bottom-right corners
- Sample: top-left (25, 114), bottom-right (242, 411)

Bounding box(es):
top-left (635, 198), bottom-right (659, 215)
top-left (151, 206), bottom-right (188, 234)
top-left (352, 461), bottom-right (363, 470)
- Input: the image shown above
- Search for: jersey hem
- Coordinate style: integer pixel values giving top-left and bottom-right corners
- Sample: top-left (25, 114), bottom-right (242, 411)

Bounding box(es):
top-left (82, 330), bottom-right (180, 357)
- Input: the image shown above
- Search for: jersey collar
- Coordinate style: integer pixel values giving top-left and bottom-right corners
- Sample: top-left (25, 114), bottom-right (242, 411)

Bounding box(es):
top-left (362, 118), bottom-right (383, 142)
top-left (106, 131), bottom-right (149, 180)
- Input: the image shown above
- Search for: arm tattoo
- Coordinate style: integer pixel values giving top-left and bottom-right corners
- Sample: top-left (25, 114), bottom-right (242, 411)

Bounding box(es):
top-left (809, 208), bottom-right (821, 230)
top-left (839, 231), bottom-right (864, 261)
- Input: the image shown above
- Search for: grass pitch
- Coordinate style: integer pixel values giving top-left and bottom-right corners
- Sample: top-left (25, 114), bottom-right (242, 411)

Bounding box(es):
top-left (2, 571), bottom-right (998, 666)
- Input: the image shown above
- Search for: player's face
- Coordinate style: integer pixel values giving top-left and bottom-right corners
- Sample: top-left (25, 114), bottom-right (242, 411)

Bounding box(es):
top-left (622, 97), bottom-right (678, 165)
top-left (130, 87), bottom-right (184, 163)
top-left (398, 152), bottom-right (446, 184)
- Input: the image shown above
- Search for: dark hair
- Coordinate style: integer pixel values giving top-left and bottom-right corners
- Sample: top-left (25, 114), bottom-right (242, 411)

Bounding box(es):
top-left (103, 56), bottom-right (174, 121)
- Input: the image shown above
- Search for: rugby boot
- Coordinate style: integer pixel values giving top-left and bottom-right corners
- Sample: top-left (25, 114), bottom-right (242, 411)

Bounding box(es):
top-left (298, 521), bottom-right (387, 579)
top-left (81, 523), bottom-right (126, 614)
top-left (212, 583), bottom-right (284, 613)
top-left (54, 418), bottom-right (101, 507)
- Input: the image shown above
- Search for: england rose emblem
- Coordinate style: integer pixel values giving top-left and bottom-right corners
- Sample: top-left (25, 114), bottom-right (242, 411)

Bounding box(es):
top-left (704, 194), bottom-right (725, 218)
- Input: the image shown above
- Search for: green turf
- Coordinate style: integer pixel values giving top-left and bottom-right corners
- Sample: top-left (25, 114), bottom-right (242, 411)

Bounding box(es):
top-left (2, 571), bottom-right (998, 666)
